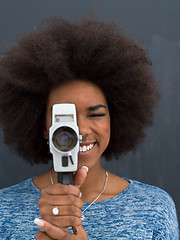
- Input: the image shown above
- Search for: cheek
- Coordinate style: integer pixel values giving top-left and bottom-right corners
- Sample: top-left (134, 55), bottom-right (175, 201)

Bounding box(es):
top-left (105, 120), bottom-right (111, 143)
top-left (100, 117), bottom-right (111, 144)
top-left (46, 118), bottom-right (51, 130)
top-left (43, 112), bottom-right (52, 139)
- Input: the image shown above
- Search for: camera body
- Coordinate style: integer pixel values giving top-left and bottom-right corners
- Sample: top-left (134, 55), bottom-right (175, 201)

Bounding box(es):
top-left (49, 103), bottom-right (81, 173)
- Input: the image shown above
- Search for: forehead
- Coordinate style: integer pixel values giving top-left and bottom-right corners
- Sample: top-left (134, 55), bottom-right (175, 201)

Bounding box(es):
top-left (47, 80), bottom-right (108, 108)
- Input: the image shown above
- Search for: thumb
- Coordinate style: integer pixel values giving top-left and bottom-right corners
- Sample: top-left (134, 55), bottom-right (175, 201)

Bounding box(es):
top-left (74, 166), bottom-right (88, 187)
top-left (72, 225), bottom-right (88, 240)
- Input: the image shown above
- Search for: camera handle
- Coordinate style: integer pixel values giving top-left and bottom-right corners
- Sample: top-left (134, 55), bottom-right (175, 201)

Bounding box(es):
top-left (57, 172), bottom-right (74, 233)
top-left (58, 172), bottom-right (74, 185)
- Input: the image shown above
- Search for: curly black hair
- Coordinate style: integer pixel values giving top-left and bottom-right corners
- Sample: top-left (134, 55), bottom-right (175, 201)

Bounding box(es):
top-left (0, 16), bottom-right (160, 164)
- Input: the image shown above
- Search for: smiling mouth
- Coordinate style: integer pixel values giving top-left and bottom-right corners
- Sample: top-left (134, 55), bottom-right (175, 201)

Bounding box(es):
top-left (79, 143), bottom-right (96, 152)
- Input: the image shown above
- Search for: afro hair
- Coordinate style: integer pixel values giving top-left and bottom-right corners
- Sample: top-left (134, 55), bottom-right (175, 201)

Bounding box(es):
top-left (0, 16), bottom-right (160, 164)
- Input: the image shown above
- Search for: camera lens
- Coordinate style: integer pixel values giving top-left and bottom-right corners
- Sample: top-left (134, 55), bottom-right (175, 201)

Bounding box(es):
top-left (52, 127), bottom-right (78, 152)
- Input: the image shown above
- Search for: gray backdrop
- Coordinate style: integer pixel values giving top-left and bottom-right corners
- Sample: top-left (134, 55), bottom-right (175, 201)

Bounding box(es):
top-left (0, 0), bottom-right (179, 223)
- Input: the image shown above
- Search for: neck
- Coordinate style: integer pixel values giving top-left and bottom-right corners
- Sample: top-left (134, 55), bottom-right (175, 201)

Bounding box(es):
top-left (50, 162), bottom-right (107, 202)
top-left (80, 164), bottom-right (107, 202)
top-left (33, 162), bottom-right (130, 204)
top-left (80, 164), bottom-right (105, 192)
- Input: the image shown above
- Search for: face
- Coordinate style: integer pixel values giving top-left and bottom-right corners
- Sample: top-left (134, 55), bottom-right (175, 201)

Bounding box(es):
top-left (44, 80), bottom-right (111, 170)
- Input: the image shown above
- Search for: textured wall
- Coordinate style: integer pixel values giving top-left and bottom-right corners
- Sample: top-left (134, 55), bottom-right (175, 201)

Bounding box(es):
top-left (0, 0), bottom-right (179, 222)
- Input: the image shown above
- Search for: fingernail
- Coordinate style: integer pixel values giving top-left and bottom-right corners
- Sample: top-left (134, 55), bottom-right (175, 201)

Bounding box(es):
top-left (79, 192), bottom-right (82, 198)
top-left (82, 166), bottom-right (89, 172)
top-left (34, 218), bottom-right (44, 227)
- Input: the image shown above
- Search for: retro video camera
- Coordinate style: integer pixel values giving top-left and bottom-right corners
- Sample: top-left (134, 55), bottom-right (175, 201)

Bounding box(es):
top-left (49, 103), bottom-right (82, 184)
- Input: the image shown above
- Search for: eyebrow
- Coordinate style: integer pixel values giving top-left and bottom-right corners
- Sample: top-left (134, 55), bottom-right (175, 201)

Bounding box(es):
top-left (88, 104), bottom-right (107, 111)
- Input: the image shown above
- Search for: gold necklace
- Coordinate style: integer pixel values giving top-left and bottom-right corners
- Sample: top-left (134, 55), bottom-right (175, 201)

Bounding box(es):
top-left (50, 169), bottom-right (108, 220)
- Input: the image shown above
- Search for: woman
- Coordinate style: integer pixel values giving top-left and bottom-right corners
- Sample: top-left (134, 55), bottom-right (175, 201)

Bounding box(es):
top-left (0, 17), bottom-right (179, 239)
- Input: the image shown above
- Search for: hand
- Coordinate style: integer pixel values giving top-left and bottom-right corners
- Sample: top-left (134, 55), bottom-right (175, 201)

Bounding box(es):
top-left (35, 218), bottom-right (88, 240)
top-left (37, 167), bottom-right (88, 229)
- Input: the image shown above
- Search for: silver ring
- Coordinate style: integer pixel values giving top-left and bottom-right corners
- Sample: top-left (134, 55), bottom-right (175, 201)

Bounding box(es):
top-left (52, 206), bottom-right (59, 216)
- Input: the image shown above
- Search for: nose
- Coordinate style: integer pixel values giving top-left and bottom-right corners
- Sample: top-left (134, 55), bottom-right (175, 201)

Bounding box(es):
top-left (77, 115), bottom-right (92, 137)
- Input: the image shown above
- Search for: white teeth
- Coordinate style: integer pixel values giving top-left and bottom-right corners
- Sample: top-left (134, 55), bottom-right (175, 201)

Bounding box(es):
top-left (80, 143), bottom-right (94, 152)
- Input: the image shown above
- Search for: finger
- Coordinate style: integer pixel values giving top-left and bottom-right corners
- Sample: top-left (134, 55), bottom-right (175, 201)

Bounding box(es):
top-left (34, 218), bottom-right (80, 240)
top-left (42, 215), bottom-right (82, 228)
top-left (41, 183), bottom-right (80, 197)
top-left (40, 205), bottom-right (82, 218)
top-left (38, 194), bottom-right (83, 209)
top-left (36, 230), bottom-right (51, 240)
top-left (72, 225), bottom-right (88, 240)
top-left (35, 218), bottom-right (66, 239)
top-left (74, 166), bottom-right (88, 187)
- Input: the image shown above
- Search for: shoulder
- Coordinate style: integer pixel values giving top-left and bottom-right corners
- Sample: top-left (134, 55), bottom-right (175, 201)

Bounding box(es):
top-left (110, 178), bottom-right (179, 228)
top-left (0, 178), bottom-right (37, 193)
top-left (129, 179), bottom-right (170, 196)
top-left (0, 177), bottom-right (40, 219)
top-left (124, 179), bottom-right (176, 211)
top-left (105, 176), bottom-right (176, 212)
top-left (0, 178), bottom-right (40, 203)
top-left (128, 179), bottom-right (175, 205)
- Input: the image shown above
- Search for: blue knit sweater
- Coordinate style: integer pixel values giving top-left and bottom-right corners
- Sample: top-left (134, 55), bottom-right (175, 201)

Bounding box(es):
top-left (0, 178), bottom-right (179, 239)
